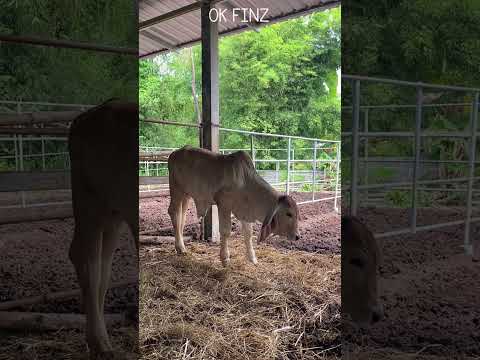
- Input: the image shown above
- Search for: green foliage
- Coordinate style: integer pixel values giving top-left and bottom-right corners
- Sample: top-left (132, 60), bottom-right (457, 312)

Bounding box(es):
top-left (139, 8), bottom-right (341, 149)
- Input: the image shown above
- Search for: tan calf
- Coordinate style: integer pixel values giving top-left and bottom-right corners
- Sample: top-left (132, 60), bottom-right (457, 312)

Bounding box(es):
top-left (342, 215), bottom-right (383, 327)
top-left (68, 99), bottom-right (138, 358)
top-left (168, 146), bottom-right (300, 266)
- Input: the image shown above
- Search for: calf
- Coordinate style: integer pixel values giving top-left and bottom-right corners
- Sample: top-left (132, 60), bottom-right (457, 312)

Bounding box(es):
top-left (68, 99), bottom-right (138, 358)
top-left (168, 146), bottom-right (300, 266)
top-left (342, 215), bottom-right (383, 327)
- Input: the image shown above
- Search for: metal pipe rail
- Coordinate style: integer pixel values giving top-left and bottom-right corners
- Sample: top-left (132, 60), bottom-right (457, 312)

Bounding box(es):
top-left (344, 75), bottom-right (479, 255)
top-left (139, 124), bottom-right (341, 209)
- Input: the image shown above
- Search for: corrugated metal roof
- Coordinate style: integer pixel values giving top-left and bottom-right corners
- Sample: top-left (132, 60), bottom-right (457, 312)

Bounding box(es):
top-left (139, 0), bottom-right (340, 58)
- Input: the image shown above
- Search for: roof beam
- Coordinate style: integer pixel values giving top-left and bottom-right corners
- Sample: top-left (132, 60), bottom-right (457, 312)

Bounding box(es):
top-left (139, 0), bottom-right (341, 58)
top-left (140, 30), bottom-right (175, 50)
top-left (139, 0), bottom-right (224, 31)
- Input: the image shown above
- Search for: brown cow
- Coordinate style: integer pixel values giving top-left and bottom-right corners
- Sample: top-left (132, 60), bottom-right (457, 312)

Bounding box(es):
top-left (68, 99), bottom-right (138, 358)
top-left (168, 146), bottom-right (300, 266)
top-left (342, 215), bottom-right (383, 327)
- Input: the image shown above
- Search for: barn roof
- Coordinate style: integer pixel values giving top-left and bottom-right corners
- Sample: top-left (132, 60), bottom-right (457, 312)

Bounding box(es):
top-left (139, 0), bottom-right (340, 58)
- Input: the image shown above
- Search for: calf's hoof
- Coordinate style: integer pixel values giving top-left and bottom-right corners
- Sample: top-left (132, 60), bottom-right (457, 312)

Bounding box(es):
top-left (175, 246), bottom-right (187, 255)
top-left (249, 257), bottom-right (258, 265)
top-left (221, 257), bottom-right (231, 267)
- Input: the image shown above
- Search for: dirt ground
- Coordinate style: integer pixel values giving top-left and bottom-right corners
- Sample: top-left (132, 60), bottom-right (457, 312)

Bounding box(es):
top-left (343, 206), bottom-right (480, 359)
top-left (139, 191), bottom-right (340, 254)
top-left (0, 219), bottom-right (139, 359)
top-left (139, 191), bottom-right (341, 359)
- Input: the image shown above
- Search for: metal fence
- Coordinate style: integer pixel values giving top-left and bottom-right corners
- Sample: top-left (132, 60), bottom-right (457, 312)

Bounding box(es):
top-left (140, 127), bottom-right (341, 210)
top-left (342, 75), bottom-right (480, 255)
top-left (0, 100), bottom-right (93, 209)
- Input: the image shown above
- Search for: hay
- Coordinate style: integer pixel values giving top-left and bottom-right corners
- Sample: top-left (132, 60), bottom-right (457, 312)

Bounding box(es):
top-left (139, 238), bottom-right (341, 360)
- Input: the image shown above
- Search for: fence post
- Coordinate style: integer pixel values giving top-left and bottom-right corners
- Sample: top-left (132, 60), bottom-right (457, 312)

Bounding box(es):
top-left (286, 137), bottom-right (291, 194)
top-left (411, 85), bottom-right (423, 233)
top-left (334, 142), bottom-right (341, 213)
top-left (41, 137), bottom-right (46, 170)
top-left (250, 134), bottom-right (255, 168)
top-left (364, 108), bottom-right (369, 204)
top-left (276, 161), bottom-right (280, 184)
top-left (17, 102), bottom-right (26, 208)
top-left (312, 141), bottom-right (317, 201)
top-left (351, 80), bottom-right (360, 216)
top-left (464, 92), bottom-right (479, 256)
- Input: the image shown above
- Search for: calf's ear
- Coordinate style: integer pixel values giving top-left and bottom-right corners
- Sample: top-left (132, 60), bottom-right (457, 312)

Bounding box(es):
top-left (259, 202), bottom-right (280, 242)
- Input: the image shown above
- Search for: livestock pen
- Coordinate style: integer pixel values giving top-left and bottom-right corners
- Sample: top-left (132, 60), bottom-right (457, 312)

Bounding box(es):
top-left (138, 0), bottom-right (341, 359)
top-left (342, 75), bottom-right (480, 359)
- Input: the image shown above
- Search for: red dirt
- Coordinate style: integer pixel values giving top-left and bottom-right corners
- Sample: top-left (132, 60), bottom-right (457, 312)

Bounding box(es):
top-left (344, 206), bottom-right (480, 358)
top-left (0, 219), bottom-right (138, 357)
top-left (139, 191), bottom-right (341, 254)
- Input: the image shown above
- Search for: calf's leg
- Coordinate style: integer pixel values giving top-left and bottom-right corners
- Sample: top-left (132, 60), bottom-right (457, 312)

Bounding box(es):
top-left (168, 191), bottom-right (187, 255)
top-left (98, 218), bottom-right (122, 316)
top-left (69, 220), bottom-right (112, 356)
top-left (218, 207), bottom-right (232, 266)
top-left (241, 221), bottom-right (257, 264)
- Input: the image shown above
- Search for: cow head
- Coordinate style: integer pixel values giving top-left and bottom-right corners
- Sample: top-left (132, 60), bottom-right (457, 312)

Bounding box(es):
top-left (342, 216), bottom-right (383, 328)
top-left (259, 195), bottom-right (300, 242)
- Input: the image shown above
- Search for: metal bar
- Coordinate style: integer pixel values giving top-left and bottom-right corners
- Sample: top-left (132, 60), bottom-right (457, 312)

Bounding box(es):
top-left (343, 74), bottom-right (480, 92)
top-left (286, 137), bottom-right (292, 194)
top-left (411, 86), bottom-right (423, 233)
top-left (334, 142), bottom-right (341, 213)
top-left (0, 128), bottom-right (69, 135)
top-left (141, 118), bottom-right (201, 128)
top-left (341, 131), bottom-right (472, 138)
top-left (250, 134), bottom-right (255, 168)
top-left (364, 109), bottom-right (369, 203)
top-left (0, 100), bottom-right (93, 108)
top-left (351, 79), bottom-right (361, 216)
top-left (220, 126), bottom-right (339, 143)
top-left (341, 102), bottom-right (473, 110)
top-left (464, 92), bottom-right (479, 255)
top-left (342, 176), bottom-right (480, 191)
top-left (374, 217), bottom-right (480, 239)
top-left (312, 141), bottom-right (317, 201)
top-left (0, 34), bottom-right (137, 55)
top-left (41, 136), bottom-right (45, 170)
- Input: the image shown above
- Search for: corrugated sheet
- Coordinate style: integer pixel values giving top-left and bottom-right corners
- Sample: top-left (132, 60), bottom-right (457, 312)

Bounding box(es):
top-left (139, 0), bottom-right (340, 58)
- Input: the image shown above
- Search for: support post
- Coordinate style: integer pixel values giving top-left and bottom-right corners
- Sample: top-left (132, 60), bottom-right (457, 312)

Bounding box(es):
top-left (286, 138), bottom-right (292, 194)
top-left (334, 142), bottom-right (341, 213)
top-left (351, 80), bottom-right (360, 216)
top-left (312, 141), bottom-right (317, 201)
top-left (464, 92), bottom-right (479, 255)
top-left (17, 102), bottom-right (26, 208)
top-left (411, 86), bottom-right (423, 233)
top-left (201, 0), bottom-right (220, 243)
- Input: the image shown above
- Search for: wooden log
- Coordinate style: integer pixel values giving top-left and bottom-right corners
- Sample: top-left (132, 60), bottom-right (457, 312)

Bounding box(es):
top-left (0, 278), bottom-right (136, 311)
top-left (0, 110), bottom-right (81, 126)
top-left (140, 235), bottom-right (191, 245)
top-left (139, 176), bottom-right (169, 186)
top-left (0, 203), bottom-right (73, 225)
top-left (0, 171), bottom-right (71, 192)
top-left (0, 311), bottom-right (124, 331)
top-left (139, 151), bottom-right (172, 162)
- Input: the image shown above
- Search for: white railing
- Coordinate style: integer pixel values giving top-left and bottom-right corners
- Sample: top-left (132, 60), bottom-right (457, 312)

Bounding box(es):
top-left (140, 127), bottom-right (341, 210)
top-left (342, 75), bottom-right (480, 255)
